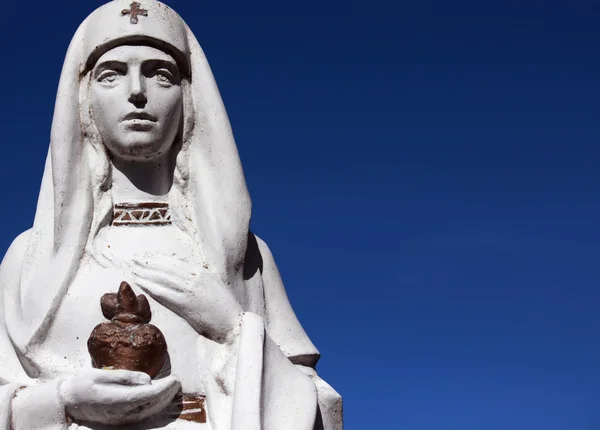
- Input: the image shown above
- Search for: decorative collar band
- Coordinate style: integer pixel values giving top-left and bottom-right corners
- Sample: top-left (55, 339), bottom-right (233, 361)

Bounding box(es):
top-left (112, 202), bottom-right (172, 226)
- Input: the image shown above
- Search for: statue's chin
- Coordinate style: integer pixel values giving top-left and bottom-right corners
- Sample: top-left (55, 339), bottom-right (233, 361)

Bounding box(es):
top-left (106, 138), bottom-right (172, 162)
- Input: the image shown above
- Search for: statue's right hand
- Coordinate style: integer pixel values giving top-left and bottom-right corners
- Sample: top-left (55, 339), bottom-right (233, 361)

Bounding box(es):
top-left (59, 368), bottom-right (181, 425)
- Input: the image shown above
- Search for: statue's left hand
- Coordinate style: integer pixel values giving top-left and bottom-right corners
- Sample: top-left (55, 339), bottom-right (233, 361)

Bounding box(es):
top-left (131, 257), bottom-right (243, 343)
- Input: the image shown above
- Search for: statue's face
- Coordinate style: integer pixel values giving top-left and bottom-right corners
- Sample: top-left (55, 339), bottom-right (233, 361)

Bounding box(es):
top-left (90, 45), bottom-right (183, 161)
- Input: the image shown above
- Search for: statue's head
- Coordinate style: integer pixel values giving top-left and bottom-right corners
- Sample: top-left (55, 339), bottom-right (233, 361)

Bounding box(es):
top-left (81, 0), bottom-right (192, 162)
top-left (90, 45), bottom-right (183, 161)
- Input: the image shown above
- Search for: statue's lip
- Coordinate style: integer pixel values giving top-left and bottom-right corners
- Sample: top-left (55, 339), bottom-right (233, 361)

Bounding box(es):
top-left (121, 112), bottom-right (158, 122)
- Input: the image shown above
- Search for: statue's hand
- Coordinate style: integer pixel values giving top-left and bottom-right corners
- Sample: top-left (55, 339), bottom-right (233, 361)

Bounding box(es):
top-left (59, 368), bottom-right (180, 425)
top-left (131, 257), bottom-right (243, 343)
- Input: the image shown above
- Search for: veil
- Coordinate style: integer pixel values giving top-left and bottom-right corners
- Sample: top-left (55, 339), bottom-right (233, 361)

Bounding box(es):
top-left (5, 0), bottom-right (252, 361)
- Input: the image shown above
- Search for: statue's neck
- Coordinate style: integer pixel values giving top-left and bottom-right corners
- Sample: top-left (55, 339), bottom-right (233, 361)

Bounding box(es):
top-left (110, 152), bottom-right (174, 203)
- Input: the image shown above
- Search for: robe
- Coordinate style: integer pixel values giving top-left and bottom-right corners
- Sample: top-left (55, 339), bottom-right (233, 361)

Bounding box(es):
top-left (0, 230), bottom-right (342, 429)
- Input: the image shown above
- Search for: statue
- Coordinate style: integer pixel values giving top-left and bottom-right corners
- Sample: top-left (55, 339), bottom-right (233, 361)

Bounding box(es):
top-left (0, 1), bottom-right (342, 429)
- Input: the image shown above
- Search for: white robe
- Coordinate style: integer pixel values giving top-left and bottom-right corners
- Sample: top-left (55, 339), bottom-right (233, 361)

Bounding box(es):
top-left (0, 230), bottom-right (342, 429)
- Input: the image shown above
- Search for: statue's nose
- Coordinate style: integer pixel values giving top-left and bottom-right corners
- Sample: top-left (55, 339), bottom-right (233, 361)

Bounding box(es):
top-left (128, 74), bottom-right (147, 108)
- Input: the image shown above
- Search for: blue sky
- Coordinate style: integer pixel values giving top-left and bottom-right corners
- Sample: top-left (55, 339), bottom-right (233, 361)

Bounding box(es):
top-left (1, 0), bottom-right (600, 428)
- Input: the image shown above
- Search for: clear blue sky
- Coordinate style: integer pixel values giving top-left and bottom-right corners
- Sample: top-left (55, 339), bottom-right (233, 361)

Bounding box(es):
top-left (1, 0), bottom-right (600, 429)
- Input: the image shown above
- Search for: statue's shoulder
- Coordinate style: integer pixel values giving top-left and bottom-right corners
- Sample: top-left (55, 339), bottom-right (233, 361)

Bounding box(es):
top-left (252, 233), bottom-right (271, 259)
top-left (0, 229), bottom-right (31, 270)
top-left (245, 232), bottom-right (275, 275)
top-left (243, 232), bottom-right (267, 280)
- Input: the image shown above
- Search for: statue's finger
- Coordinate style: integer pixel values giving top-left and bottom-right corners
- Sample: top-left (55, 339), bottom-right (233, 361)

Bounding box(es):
top-left (133, 277), bottom-right (167, 296)
top-left (93, 369), bottom-right (151, 386)
top-left (133, 273), bottom-right (186, 294)
top-left (125, 376), bottom-right (181, 405)
top-left (95, 375), bottom-right (179, 400)
top-left (131, 263), bottom-right (176, 283)
top-left (131, 258), bottom-right (207, 289)
top-left (133, 278), bottom-right (185, 305)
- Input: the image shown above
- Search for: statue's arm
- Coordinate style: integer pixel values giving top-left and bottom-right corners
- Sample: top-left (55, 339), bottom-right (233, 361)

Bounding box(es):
top-left (0, 230), bottom-right (68, 429)
top-left (254, 235), bottom-right (343, 430)
top-left (10, 383), bottom-right (67, 430)
top-left (230, 312), bottom-right (318, 430)
top-left (295, 365), bottom-right (343, 430)
top-left (254, 234), bottom-right (321, 367)
top-left (0, 378), bottom-right (67, 430)
top-left (0, 230), bottom-right (32, 385)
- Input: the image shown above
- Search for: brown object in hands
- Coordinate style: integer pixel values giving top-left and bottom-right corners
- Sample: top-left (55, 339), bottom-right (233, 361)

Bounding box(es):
top-left (88, 281), bottom-right (167, 378)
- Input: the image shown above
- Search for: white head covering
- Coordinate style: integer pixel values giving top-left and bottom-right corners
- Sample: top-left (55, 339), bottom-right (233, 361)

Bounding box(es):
top-left (7, 0), bottom-right (252, 359)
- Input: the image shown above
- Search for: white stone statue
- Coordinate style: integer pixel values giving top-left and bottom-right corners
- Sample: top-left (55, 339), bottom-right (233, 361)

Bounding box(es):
top-left (0, 1), bottom-right (342, 429)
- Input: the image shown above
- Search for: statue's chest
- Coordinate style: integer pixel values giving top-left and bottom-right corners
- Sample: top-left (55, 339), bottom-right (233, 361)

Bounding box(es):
top-left (37, 230), bottom-right (211, 395)
top-left (100, 225), bottom-right (203, 266)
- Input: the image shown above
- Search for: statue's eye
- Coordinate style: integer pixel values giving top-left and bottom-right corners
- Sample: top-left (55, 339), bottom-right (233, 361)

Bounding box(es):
top-left (97, 71), bottom-right (120, 84)
top-left (154, 70), bottom-right (174, 86)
